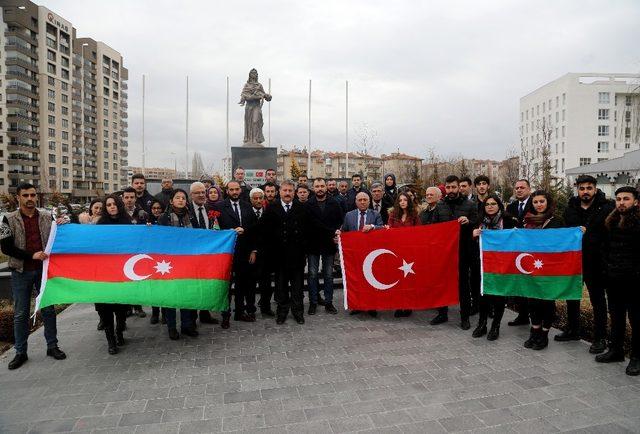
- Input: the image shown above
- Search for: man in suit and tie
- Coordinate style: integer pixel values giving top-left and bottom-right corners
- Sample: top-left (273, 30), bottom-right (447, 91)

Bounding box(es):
top-left (248, 188), bottom-right (276, 317)
top-left (505, 178), bottom-right (533, 326)
top-left (336, 191), bottom-right (384, 317)
top-left (257, 180), bottom-right (310, 324)
top-left (214, 180), bottom-right (258, 328)
top-left (369, 182), bottom-right (392, 225)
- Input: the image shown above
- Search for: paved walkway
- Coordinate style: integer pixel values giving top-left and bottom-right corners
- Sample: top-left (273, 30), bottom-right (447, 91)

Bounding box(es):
top-left (1, 293), bottom-right (639, 434)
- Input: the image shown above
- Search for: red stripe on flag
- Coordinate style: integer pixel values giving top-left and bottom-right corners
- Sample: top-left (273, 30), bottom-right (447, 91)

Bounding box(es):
top-left (48, 253), bottom-right (233, 282)
top-left (482, 251), bottom-right (582, 276)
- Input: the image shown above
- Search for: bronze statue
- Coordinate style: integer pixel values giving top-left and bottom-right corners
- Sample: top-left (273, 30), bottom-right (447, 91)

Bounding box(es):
top-left (239, 68), bottom-right (272, 146)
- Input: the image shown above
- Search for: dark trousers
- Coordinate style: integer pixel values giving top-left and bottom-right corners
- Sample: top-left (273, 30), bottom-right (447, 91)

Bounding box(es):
top-left (469, 243), bottom-right (481, 309)
top-left (258, 264), bottom-right (274, 312)
top-left (479, 294), bottom-right (505, 325)
top-left (275, 267), bottom-right (304, 320)
top-left (96, 304), bottom-right (127, 332)
top-left (438, 254), bottom-right (472, 319)
top-left (511, 297), bottom-right (530, 319)
top-left (529, 298), bottom-right (555, 329)
top-left (565, 272), bottom-right (608, 339)
top-left (163, 308), bottom-right (196, 330)
top-left (607, 277), bottom-right (639, 358)
top-left (223, 261), bottom-right (257, 318)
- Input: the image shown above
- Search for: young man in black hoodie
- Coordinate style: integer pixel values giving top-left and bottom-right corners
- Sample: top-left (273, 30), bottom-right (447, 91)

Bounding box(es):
top-left (596, 186), bottom-right (640, 376)
top-left (558, 175), bottom-right (614, 353)
top-left (131, 173), bottom-right (155, 214)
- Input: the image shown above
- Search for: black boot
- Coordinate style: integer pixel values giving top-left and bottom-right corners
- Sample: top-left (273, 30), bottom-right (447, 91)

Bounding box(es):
top-left (524, 327), bottom-right (537, 348)
top-left (509, 314), bottom-right (529, 326)
top-left (532, 329), bottom-right (549, 350)
top-left (589, 339), bottom-right (607, 354)
top-left (487, 323), bottom-right (500, 341)
top-left (105, 327), bottom-right (118, 355)
top-left (595, 349), bottom-right (625, 363)
top-left (554, 329), bottom-right (580, 342)
top-left (626, 358), bottom-right (640, 376)
top-left (472, 320), bottom-right (487, 338)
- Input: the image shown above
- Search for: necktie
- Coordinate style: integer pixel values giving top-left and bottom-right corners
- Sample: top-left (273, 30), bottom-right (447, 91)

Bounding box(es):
top-left (198, 206), bottom-right (206, 229)
top-left (285, 204), bottom-right (290, 213)
top-left (359, 211), bottom-right (366, 230)
top-left (255, 209), bottom-right (261, 219)
top-left (375, 203), bottom-right (380, 212)
top-left (233, 202), bottom-right (241, 225)
top-left (518, 202), bottom-right (524, 218)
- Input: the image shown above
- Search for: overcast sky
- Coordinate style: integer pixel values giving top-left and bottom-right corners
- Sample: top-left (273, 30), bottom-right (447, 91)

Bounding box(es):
top-left (47, 0), bottom-right (640, 173)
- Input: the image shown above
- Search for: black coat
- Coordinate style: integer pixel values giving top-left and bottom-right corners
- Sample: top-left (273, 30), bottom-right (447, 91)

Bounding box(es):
top-left (305, 196), bottom-right (343, 255)
top-left (214, 199), bottom-right (257, 260)
top-left (258, 201), bottom-right (310, 269)
top-left (419, 202), bottom-right (454, 225)
top-left (563, 190), bottom-right (614, 264)
top-left (603, 207), bottom-right (640, 279)
top-left (154, 189), bottom-right (173, 208)
top-left (136, 190), bottom-right (155, 214)
top-left (506, 198), bottom-right (533, 227)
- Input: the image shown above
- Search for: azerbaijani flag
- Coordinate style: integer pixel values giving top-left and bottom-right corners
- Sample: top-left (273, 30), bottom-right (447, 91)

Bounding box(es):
top-left (36, 224), bottom-right (236, 310)
top-left (481, 227), bottom-right (583, 300)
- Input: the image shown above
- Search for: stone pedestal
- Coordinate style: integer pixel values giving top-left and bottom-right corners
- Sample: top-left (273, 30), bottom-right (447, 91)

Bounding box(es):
top-left (231, 146), bottom-right (277, 187)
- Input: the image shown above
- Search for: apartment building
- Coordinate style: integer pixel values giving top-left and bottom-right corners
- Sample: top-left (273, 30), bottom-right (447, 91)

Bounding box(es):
top-left (0, 0), bottom-right (128, 199)
top-left (519, 73), bottom-right (639, 180)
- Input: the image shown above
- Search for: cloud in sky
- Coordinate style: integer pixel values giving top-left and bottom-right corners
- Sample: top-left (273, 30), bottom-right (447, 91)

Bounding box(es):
top-left (48, 0), bottom-right (640, 172)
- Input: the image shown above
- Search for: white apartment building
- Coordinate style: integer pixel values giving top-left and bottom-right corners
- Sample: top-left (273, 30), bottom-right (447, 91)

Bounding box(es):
top-left (0, 0), bottom-right (129, 200)
top-left (519, 73), bottom-right (640, 181)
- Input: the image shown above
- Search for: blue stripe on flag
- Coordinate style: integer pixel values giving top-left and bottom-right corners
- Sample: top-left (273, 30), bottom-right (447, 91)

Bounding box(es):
top-left (481, 227), bottom-right (582, 253)
top-left (51, 224), bottom-right (237, 255)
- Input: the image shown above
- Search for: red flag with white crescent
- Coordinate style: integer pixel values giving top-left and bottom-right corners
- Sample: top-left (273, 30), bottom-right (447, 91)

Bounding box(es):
top-left (338, 221), bottom-right (460, 310)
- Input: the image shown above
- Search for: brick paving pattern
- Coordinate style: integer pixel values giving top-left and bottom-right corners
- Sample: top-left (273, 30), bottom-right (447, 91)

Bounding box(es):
top-left (1, 292), bottom-right (639, 433)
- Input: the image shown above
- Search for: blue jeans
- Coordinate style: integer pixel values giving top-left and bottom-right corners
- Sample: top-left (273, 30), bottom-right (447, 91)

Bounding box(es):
top-left (12, 270), bottom-right (58, 355)
top-left (308, 254), bottom-right (335, 305)
top-left (162, 308), bottom-right (195, 330)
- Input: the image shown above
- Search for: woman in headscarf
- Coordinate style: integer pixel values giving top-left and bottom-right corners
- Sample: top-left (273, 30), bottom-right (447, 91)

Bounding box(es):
top-left (383, 173), bottom-right (398, 203)
top-left (205, 185), bottom-right (223, 210)
top-left (471, 194), bottom-right (518, 340)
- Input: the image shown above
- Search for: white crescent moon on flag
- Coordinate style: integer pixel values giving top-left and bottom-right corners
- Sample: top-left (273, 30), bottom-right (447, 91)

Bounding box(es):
top-left (362, 249), bottom-right (399, 291)
top-left (515, 253), bottom-right (534, 275)
top-left (123, 254), bottom-right (153, 281)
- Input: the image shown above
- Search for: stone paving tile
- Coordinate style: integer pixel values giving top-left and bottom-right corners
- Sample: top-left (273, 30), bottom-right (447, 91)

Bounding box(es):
top-left (1, 293), bottom-right (639, 433)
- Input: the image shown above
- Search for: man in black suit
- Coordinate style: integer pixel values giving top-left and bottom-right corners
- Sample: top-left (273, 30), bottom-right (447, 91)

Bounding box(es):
top-left (505, 178), bottom-right (533, 326)
top-left (257, 180), bottom-right (310, 324)
top-left (369, 182), bottom-right (392, 224)
top-left (214, 180), bottom-right (258, 328)
top-left (345, 173), bottom-right (372, 212)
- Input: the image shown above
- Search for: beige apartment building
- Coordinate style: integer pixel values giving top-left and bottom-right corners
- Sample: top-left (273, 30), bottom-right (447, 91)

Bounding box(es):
top-left (125, 166), bottom-right (177, 185)
top-left (0, 0), bottom-right (128, 200)
top-left (276, 147), bottom-right (424, 184)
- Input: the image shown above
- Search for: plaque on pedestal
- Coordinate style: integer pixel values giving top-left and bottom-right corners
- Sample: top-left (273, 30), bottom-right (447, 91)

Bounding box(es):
top-left (231, 146), bottom-right (277, 187)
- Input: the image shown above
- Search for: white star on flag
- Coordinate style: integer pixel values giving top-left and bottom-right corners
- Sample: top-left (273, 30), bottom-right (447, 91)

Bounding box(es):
top-left (154, 260), bottom-right (173, 275)
top-left (398, 259), bottom-right (415, 278)
top-left (533, 259), bottom-right (544, 269)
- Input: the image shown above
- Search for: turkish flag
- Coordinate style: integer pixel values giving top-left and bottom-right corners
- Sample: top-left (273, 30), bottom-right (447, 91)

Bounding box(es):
top-left (339, 221), bottom-right (460, 310)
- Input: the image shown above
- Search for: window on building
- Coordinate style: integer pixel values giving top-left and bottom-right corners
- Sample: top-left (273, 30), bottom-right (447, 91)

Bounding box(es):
top-left (48, 128), bottom-right (55, 138)
top-left (103, 162), bottom-right (109, 170)
top-left (562, 126), bottom-right (566, 137)
top-left (48, 102), bottom-right (55, 112)
top-left (562, 93), bottom-right (566, 105)
top-left (556, 96), bottom-right (559, 107)
top-left (555, 128), bottom-right (558, 139)
top-left (561, 158), bottom-right (565, 171)
top-left (48, 141), bottom-right (56, 150)
top-left (625, 111), bottom-right (631, 122)
top-left (61, 106), bottom-right (68, 115)
top-left (61, 81), bottom-right (68, 91)
top-left (48, 115), bottom-right (55, 124)
top-left (626, 143), bottom-right (631, 149)
top-left (47, 89), bottom-right (55, 99)
top-left (597, 141), bottom-right (609, 153)
top-left (47, 50), bottom-right (56, 61)
top-left (562, 109), bottom-right (565, 121)
top-left (536, 105), bottom-right (539, 116)
top-left (625, 127), bottom-right (631, 139)
top-left (543, 102), bottom-right (546, 112)
top-left (555, 112), bottom-right (559, 122)
top-left (598, 92), bottom-right (610, 104)
top-left (61, 69), bottom-right (69, 80)
top-left (103, 119), bottom-right (108, 127)
top-left (598, 109), bottom-right (609, 120)
top-left (598, 158), bottom-right (608, 162)
top-left (598, 125), bottom-right (609, 136)
top-left (104, 140), bottom-right (109, 148)
top-left (61, 94), bottom-right (68, 103)
top-left (103, 108), bottom-right (108, 116)
top-left (47, 63), bottom-right (56, 75)
top-left (63, 181), bottom-right (69, 189)
top-left (626, 95), bottom-right (632, 106)
top-left (48, 154), bottom-right (56, 163)
top-left (47, 76), bottom-right (55, 86)
top-left (62, 156), bottom-right (68, 164)
top-left (63, 168), bottom-right (69, 177)
top-left (579, 158), bottom-right (591, 166)
top-left (104, 151), bottom-right (109, 158)
top-left (113, 162), bottom-right (118, 170)
top-left (562, 142), bottom-right (565, 153)
top-left (61, 131), bottom-right (68, 140)
top-left (61, 119), bottom-right (68, 128)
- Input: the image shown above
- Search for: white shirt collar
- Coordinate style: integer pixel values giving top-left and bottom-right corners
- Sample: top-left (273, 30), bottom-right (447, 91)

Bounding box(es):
top-left (281, 199), bottom-right (292, 208)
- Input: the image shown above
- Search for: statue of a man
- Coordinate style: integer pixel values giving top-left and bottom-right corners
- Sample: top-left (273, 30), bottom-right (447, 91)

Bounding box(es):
top-left (239, 68), bottom-right (272, 146)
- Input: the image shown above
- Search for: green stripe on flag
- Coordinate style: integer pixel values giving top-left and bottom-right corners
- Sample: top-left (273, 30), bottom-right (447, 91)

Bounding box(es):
top-left (39, 277), bottom-right (229, 310)
top-left (483, 273), bottom-right (582, 300)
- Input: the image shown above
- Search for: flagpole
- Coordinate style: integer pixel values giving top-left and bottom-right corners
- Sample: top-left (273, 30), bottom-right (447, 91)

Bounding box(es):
top-left (141, 74), bottom-right (145, 176)
top-left (185, 75), bottom-right (189, 178)
top-left (308, 79), bottom-right (312, 177)
top-left (345, 80), bottom-right (349, 178)
top-left (226, 76), bottom-right (230, 179)
top-left (268, 77), bottom-right (271, 148)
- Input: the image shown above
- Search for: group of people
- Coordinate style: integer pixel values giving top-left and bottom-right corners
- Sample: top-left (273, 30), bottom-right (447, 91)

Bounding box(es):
top-left (1, 167), bottom-right (638, 377)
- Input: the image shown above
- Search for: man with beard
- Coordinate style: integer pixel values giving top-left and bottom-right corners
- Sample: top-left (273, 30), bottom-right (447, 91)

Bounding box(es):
top-left (346, 173), bottom-right (371, 212)
top-left (305, 178), bottom-right (343, 315)
top-left (557, 175), bottom-right (614, 353)
top-left (327, 179), bottom-right (339, 198)
top-left (131, 173), bottom-right (155, 214)
top-left (369, 182), bottom-right (392, 224)
top-left (214, 180), bottom-right (259, 327)
top-left (596, 186), bottom-right (640, 376)
top-left (260, 169), bottom-right (279, 193)
top-left (263, 182), bottom-right (278, 207)
top-left (234, 166), bottom-right (251, 202)
top-left (430, 175), bottom-right (478, 330)
top-left (154, 178), bottom-right (174, 209)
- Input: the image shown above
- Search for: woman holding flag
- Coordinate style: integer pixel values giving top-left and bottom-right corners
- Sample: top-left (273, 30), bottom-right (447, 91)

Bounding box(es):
top-left (387, 192), bottom-right (421, 318)
top-left (472, 194), bottom-right (518, 340)
top-left (522, 190), bottom-right (564, 350)
top-left (96, 194), bottom-right (132, 355)
top-left (157, 189), bottom-right (199, 340)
